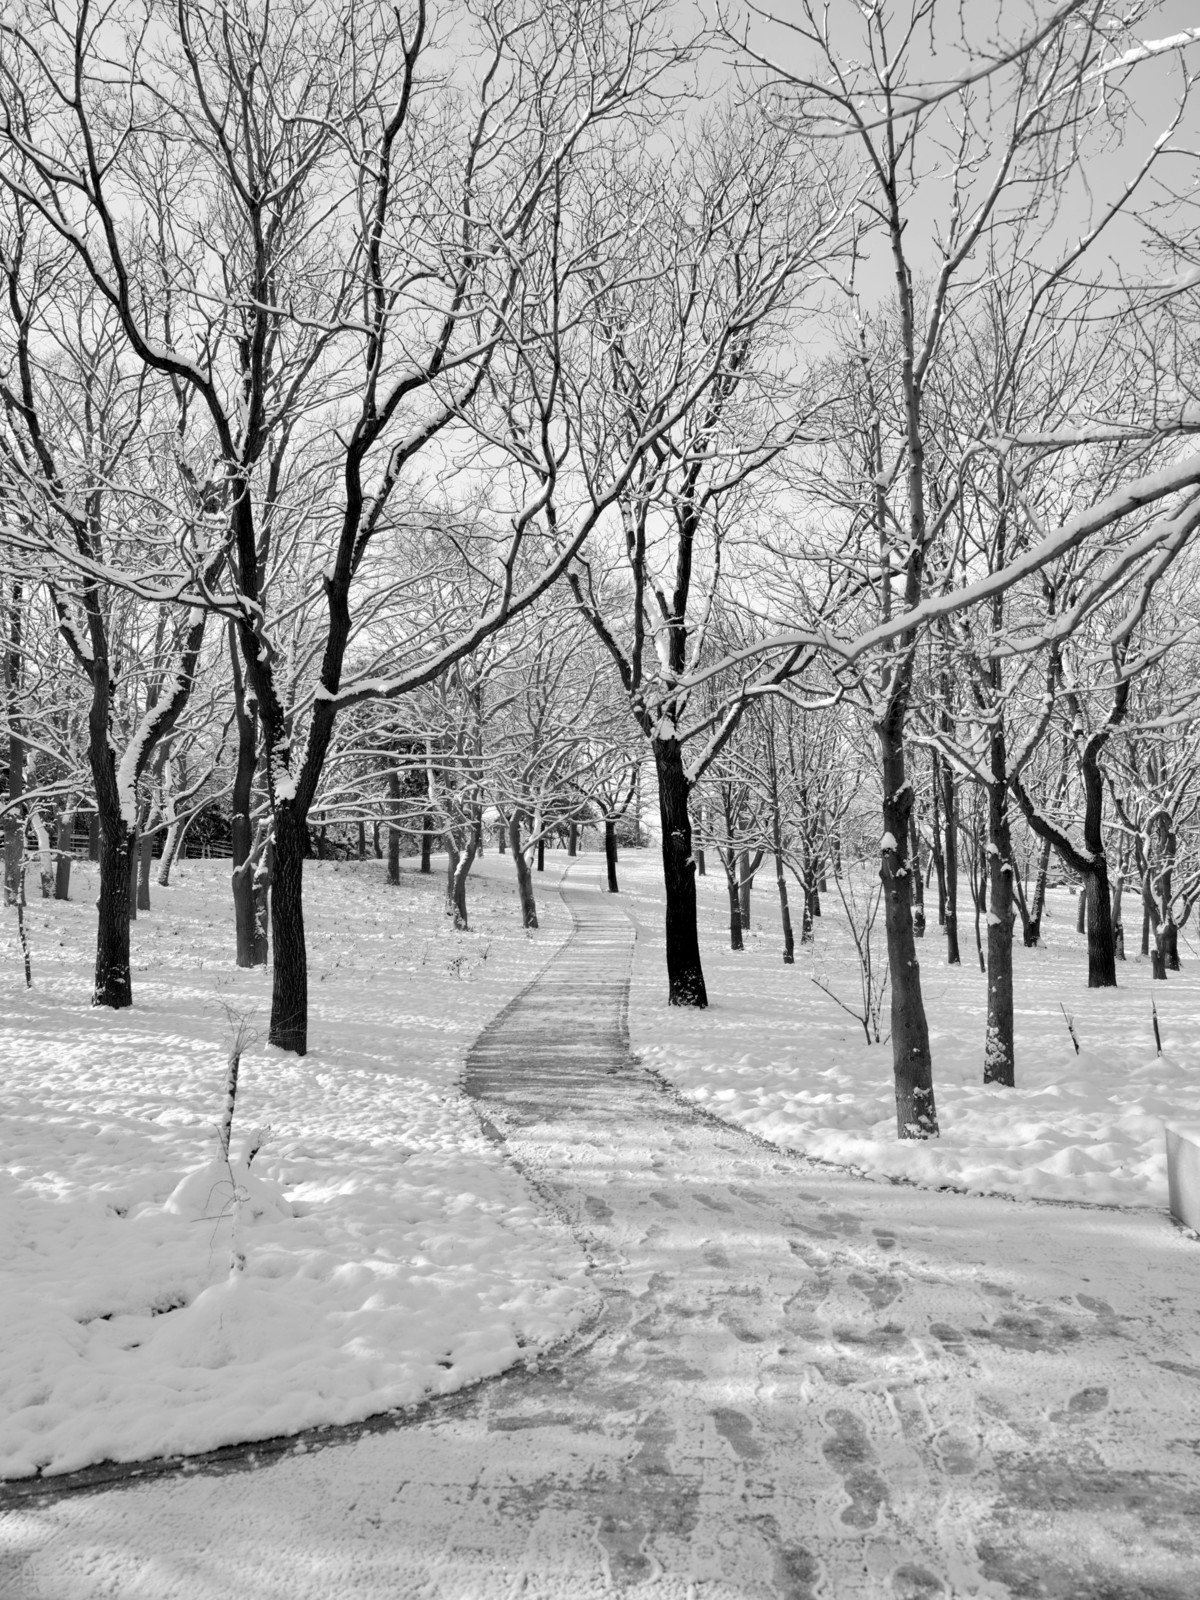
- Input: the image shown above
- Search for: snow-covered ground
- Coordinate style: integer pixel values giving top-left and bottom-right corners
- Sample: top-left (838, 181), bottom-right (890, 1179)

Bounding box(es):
top-left (0, 853), bottom-right (591, 1480)
top-left (623, 853), bottom-right (1200, 1209)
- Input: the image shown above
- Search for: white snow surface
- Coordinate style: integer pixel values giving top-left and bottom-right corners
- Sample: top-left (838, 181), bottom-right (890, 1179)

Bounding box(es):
top-left (624, 856), bottom-right (1199, 1209)
top-left (0, 855), bottom-right (589, 1479)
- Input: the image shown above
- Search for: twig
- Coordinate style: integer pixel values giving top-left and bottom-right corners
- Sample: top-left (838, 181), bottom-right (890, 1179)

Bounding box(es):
top-left (1059, 1001), bottom-right (1080, 1055)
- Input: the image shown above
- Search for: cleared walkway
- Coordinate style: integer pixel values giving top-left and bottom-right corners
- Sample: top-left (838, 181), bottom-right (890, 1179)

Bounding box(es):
top-left (4, 877), bottom-right (1200, 1598)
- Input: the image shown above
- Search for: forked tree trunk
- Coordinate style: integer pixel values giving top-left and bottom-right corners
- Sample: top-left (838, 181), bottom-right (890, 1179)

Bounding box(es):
top-left (268, 804), bottom-right (308, 1054)
top-left (605, 818), bottom-right (618, 893)
top-left (737, 848), bottom-right (763, 932)
top-left (653, 737), bottom-right (706, 1007)
top-left (878, 718), bottom-right (937, 1139)
top-left (509, 816), bottom-right (538, 928)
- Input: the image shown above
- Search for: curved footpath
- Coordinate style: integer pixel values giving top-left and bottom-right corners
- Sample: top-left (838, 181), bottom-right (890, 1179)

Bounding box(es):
top-left (4, 875), bottom-right (1200, 1598)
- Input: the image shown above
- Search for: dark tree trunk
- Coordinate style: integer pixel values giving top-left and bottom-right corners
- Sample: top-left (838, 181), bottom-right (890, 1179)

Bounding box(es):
top-left (1142, 901), bottom-right (1151, 957)
top-left (930, 754), bottom-right (946, 927)
top-left (498, 820), bottom-right (507, 854)
top-left (537, 836), bottom-right (544, 873)
top-left (983, 734), bottom-right (1016, 1086)
top-left (136, 832), bottom-right (154, 912)
top-left (372, 820), bottom-right (381, 858)
top-left (800, 883), bottom-right (813, 943)
top-left (737, 848), bottom-right (763, 932)
top-left (776, 855), bottom-right (794, 964)
top-left (605, 818), bottom-right (618, 893)
top-left (1084, 864), bottom-right (1117, 988)
top-left (54, 812), bottom-right (72, 901)
top-left (420, 814), bottom-right (433, 873)
top-left (386, 772), bottom-right (401, 886)
top-left (653, 737), bottom-right (706, 1006)
top-left (878, 718), bottom-right (937, 1139)
top-left (1076, 886), bottom-right (1086, 934)
top-left (509, 815), bottom-right (538, 928)
top-left (268, 805), bottom-right (308, 1054)
top-left (87, 813), bottom-right (100, 861)
top-left (230, 620), bottom-right (259, 959)
top-left (567, 821), bottom-right (578, 857)
top-left (127, 839), bottom-right (139, 920)
top-left (357, 820), bottom-right (366, 859)
top-left (721, 851), bottom-right (743, 952)
top-left (1080, 752), bottom-right (1117, 989)
top-left (695, 847), bottom-right (706, 876)
top-left (445, 839), bottom-right (458, 915)
top-left (1111, 869), bottom-right (1125, 962)
top-left (94, 814), bottom-right (135, 1009)
top-left (1166, 920), bottom-right (1180, 970)
top-left (940, 756), bottom-right (960, 965)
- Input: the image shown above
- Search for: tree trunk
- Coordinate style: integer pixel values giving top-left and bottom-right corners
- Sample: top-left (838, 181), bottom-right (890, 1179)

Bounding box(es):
top-left (87, 812), bottom-right (100, 861)
top-left (498, 819), bottom-right (507, 854)
top-left (983, 756), bottom-right (1016, 1088)
top-left (452, 833), bottom-right (478, 930)
top-left (386, 773), bottom-right (401, 885)
top-left (567, 821), bottom-right (578, 857)
top-left (721, 851), bottom-right (743, 951)
top-left (445, 838), bottom-right (458, 915)
top-left (1025, 835), bottom-right (1052, 947)
top-left (878, 718), bottom-right (937, 1139)
top-left (32, 812), bottom-right (53, 898)
top-left (1076, 886), bottom-right (1086, 934)
top-left (1111, 869), bottom-right (1125, 962)
top-left (776, 855), bottom-right (794, 964)
top-left (127, 838), bottom-right (139, 920)
top-left (653, 737), bottom-right (707, 1006)
top-left (93, 814), bottom-right (135, 1008)
top-left (930, 754), bottom-right (946, 927)
top-left (252, 835), bottom-right (271, 967)
top-left (136, 831), bottom-right (154, 911)
top-left (357, 820), bottom-right (365, 860)
top-left (1084, 864), bottom-right (1117, 988)
top-left (420, 814), bottom-right (432, 873)
top-left (509, 816), bottom-right (538, 928)
top-left (268, 804), bottom-right (308, 1054)
top-left (737, 848), bottom-right (763, 932)
top-left (54, 811), bottom-right (73, 900)
top-left (537, 836), bottom-right (544, 873)
top-left (372, 820), bottom-right (381, 858)
top-left (941, 757), bottom-right (960, 965)
top-left (909, 811), bottom-right (925, 936)
top-left (605, 818), bottom-right (619, 893)
top-left (1166, 920), bottom-right (1180, 971)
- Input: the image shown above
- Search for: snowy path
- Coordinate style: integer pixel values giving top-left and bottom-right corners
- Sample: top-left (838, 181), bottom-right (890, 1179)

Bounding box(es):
top-left (5, 875), bottom-right (1200, 1598)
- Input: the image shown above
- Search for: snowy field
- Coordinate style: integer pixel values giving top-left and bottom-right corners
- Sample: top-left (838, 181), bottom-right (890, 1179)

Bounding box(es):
top-left (623, 854), bottom-right (1200, 1210)
top-left (0, 854), bottom-right (591, 1480)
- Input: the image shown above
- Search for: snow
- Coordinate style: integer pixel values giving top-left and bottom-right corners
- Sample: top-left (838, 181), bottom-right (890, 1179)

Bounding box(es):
top-left (879, 831), bottom-right (898, 850)
top-left (0, 855), bottom-right (589, 1479)
top-left (623, 857), bottom-right (1200, 1209)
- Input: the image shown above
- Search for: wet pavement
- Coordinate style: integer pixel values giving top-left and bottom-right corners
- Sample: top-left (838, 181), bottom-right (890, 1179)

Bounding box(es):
top-left (3, 877), bottom-right (1200, 1598)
